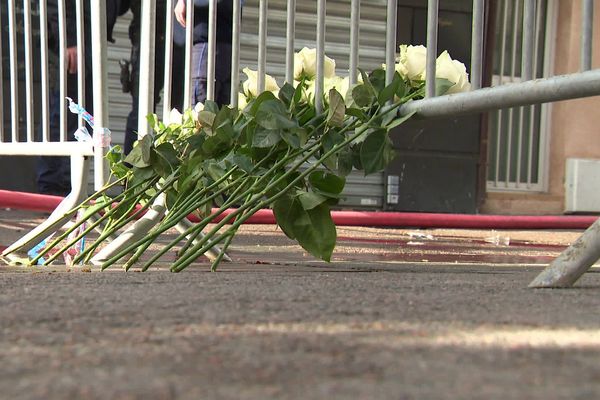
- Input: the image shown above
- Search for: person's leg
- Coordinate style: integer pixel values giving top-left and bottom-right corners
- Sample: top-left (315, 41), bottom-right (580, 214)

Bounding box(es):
top-left (170, 43), bottom-right (186, 111)
top-left (190, 42), bottom-right (208, 106)
top-left (214, 42), bottom-right (232, 106)
top-left (36, 72), bottom-right (79, 196)
top-left (124, 44), bottom-right (141, 156)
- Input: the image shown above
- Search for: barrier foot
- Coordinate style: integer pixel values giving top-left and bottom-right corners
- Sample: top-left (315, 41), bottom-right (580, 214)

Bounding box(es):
top-left (174, 218), bottom-right (231, 262)
top-left (1, 155), bottom-right (89, 259)
top-left (529, 217), bottom-right (600, 288)
top-left (90, 194), bottom-right (167, 266)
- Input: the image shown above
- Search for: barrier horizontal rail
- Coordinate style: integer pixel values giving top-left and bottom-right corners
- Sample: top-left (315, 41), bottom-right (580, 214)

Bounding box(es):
top-left (0, 142), bottom-right (94, 157)
top-left (400, 69), bottom-right (600, 119)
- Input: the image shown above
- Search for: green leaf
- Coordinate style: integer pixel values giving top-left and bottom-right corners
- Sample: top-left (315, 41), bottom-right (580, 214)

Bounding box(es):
top-left (255, 99), bottom-right (298, 130)
top-left (202, 133), bottom-right (232, 158)
top-left (322, 131), bottom-right (344, 170)
top-left (252, 127), bottom-right (281, 148)
top-left (309, 171), bottom-right (346, 197)
top-left (281, 130), bottom-right (301, 148)
top-left (378, 75), bottom-right (401, 105)
top-left (272, 195), bottom-right (337, 262)
top-left (337, 147), bottom-right (354, 176)
top-left (146, 113), bottom-right (160, 132)
top-left (204, 100), bottom-right (219, 114)
top-left (151, 142), bottom-right (179, 177)
top-left (298, 190), bottom-right (328, 210)
top-left (351, 84), bottom-right (375, 107)
top-left (345, 107), bottom-right (368, 122)
top-left (123, 134), bottom-right (153, 168)
top-left (386, 110), bottom-right (416, 130)
top-left (226, 153), bottom-right (254, 173)
top-left (369, 68), bottom-right (386, 92)
top-left (436, 78), bottom-right (455, 96)
top-left (279, 82), bottom-right (296, 107)
top-left (360, 128), bottom-right (396, 175)
top-left (249, 91), bottom-right (278, 115)
top-left (395, 72), bottom-right (407, 99)
top-left (293, 79), bottom-right (306, 105)
top-left (359, 68), bottom-right (376, 97)
top-left (327, 89), bottom-right (345, 127)
top-left (206, 162), bottom-right (227, 182)
top-left (129, 166), bottom-right (155, 187)
top-left (198, 110), bottom-right (216, 132)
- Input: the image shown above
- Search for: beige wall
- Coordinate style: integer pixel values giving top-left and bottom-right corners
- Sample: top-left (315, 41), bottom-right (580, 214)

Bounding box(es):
top-left (482, 0), bottom-right (600, 215)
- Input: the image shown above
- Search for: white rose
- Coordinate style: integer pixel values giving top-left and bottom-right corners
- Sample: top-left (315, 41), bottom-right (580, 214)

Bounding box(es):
top-left (394, 44), bottom-right (427, 81)
top-left (168, 108), bottom-right (183, 125)
top-left (190, 102), bottom-right (204, 121)
top-left (238, 92), bottom-right (248, 110)
top-left (435, 51), bottom-right (471, 94)
top-left (293, 47), bottom-right (336, 80)
top-left (324, 75), bottom-right (350, 102)
top-left (242, 67), bottom-right (280, 98)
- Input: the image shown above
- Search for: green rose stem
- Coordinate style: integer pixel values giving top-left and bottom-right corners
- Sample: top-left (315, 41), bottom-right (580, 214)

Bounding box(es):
top-left (173, 177), bottom-right (256, 259)
top-left (99, 136), bottom-right (324, 270)
top-left (55, 176), bottom-right (160, 266)
top-left (28, 176), bottom-right (153, 265)
top-left (69, 175), bottom-right (173, 265)
top-left (172, 100), bottom-right (411, 272)
top-left (121, 172), bottom-right (253, 271)
top-left (170, 117), bottom-right (368, 272)
top-left (128, 135), bottom-right (333, 271)
top-left (98, 165), bottom-right (251, 269)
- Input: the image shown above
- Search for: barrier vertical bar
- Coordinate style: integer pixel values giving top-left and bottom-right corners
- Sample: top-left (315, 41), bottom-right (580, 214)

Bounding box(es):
top-left (230, 0), bottom-right (242, 106)
top-left (23, 0), bottom-right (34, 142)
top-left (183, 0), bottom-right (194, 110)
top-left (522, 0), bottom-right (535, 81)
top-left (163, 0), bottom-right (174, 119)
top-left (505, 0), bottom-right (521, 187)
top-left (471, 0), bottom-right (484, 90)
top-left (206, 0), bottom-right (217, 101)
top-left (426, 0), bottom-right (439, 98)
top-left (76, 0), bottom-right (85, 128)
top-left (285, 0), bottom-right (296, 84)
top-left (58, 0), bottom-right (67, 141)
top-left (315, 0), bottom-right (326, 113)
top-left (349, 0), bottom-right (360, 85)
top-left (39, 0), bottom-right (50, 142)
top-left (258, 0), bottom-right (267, 93)
top-left (90, 0), bottom-right (109, 189)
top-left (527, 0), bottom-right (544, 188)
top-left (138, 0), bottom-right (156, 138)
top-left (385, 0), bottom-right (397, 86)
top-left (8, 0), bottom-right (19, 142)
top-left (494, 0), bottom-right (510, 187)
top-left (581, 0), bottom-right (594, 71)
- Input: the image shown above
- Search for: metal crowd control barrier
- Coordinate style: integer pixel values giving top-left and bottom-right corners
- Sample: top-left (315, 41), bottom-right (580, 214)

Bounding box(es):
top-left (2, 0), bottom-right (600, 286)
top-left (0, 0), bottom-right (108, 258)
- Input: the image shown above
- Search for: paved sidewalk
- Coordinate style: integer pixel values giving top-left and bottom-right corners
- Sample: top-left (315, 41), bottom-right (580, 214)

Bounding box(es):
top-left (1, 209), bottom-right (600, 399)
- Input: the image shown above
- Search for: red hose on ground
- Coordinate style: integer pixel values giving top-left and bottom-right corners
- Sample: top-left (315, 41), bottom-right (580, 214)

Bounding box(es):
top-left (0, 189), bottom-right (596, 230)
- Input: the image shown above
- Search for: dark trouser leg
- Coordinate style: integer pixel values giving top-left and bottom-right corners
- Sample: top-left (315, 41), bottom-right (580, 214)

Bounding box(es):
top-left (191, 42), bottom-right (232, 107)
top-left (36, 70), bottom-right (91, 196)
top-left (124, 23), bottom-right (185, 155)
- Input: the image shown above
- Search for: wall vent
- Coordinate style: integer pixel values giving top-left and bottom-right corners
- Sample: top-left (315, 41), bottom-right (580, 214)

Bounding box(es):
top-left (565, 158), bottom-right (600, 213)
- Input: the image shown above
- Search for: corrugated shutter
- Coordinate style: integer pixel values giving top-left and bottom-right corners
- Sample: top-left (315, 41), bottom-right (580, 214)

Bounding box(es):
top-left (106, 1), bottom-right (388, 209)
top-left (240, 0), bottom-right (389, 80)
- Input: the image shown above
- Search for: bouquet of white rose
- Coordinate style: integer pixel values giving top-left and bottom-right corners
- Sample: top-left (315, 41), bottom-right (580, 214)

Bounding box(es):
top-left (20, 45), bottom-right (470, 271)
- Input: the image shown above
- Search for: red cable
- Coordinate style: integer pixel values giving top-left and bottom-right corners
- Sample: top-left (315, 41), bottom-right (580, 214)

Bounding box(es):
top-left (0, 189), bottom-right (595, 229)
